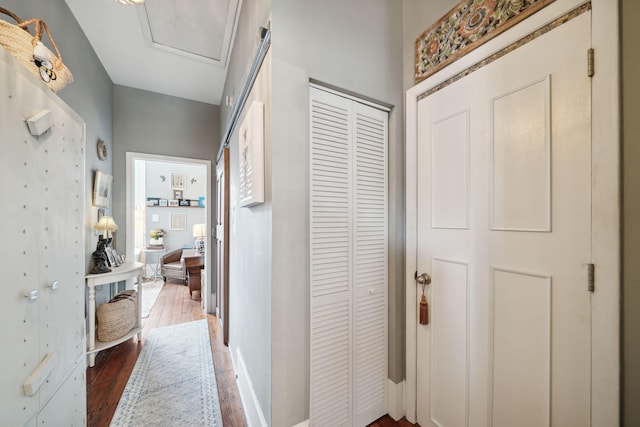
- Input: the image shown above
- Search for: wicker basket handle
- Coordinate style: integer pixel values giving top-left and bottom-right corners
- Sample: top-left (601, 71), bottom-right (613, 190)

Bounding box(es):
top-left (16, 18), bottom-right (64, 70)
top-left (0, 6), bottom-right (30, 33)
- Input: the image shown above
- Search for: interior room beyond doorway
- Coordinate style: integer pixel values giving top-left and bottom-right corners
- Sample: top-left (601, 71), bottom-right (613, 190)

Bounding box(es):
top-left (126, 152), bottom-right (213, 313)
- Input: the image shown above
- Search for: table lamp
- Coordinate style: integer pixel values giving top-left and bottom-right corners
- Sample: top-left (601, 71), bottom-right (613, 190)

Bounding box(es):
top-left (95, 216), bottom-right (119, 240)
top-left (193, 223), bottom-right (206, 253)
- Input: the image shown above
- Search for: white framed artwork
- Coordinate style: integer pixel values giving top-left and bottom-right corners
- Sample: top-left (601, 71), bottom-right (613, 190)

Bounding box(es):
top-left (171, 172), bottom-right (185, 190)
top-left (238, 100), bottom-right (265, 207)
top-left (170, 213), bottom-right (186, 230)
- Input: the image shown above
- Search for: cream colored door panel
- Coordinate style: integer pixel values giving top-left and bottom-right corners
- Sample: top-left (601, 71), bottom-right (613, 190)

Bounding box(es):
top-left (36, 356), bottom-right (86, 427)
top-left (0, 48), bottom-right (86, 426)
top-left (416, 12), bottom-right (591, 427)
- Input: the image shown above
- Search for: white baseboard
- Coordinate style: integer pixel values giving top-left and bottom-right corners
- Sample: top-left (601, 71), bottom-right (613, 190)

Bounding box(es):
top-left (236, 349), bottom-right (268, 427)
top-left (387, 378), bottom-right (405, 421)
top-left (291, 420), bottom-right (309, 427)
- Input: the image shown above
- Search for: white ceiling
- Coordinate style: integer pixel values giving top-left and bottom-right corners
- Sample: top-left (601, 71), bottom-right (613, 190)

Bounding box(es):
top-left (64, 0), bottom-right (241, 105)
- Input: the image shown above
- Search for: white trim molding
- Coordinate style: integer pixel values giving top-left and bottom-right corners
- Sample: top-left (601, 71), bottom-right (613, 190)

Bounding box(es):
top-left (236, 349), bottom-right (268, 427)
top-left (387, 379), bottom-right (405, 421)
top-left (291, 420), bottom-right (309, 427)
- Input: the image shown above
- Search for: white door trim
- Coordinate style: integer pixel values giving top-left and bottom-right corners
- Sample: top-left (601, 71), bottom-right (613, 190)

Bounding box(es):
top-left (125, 151), bottom-right (213, 313)
top-left (405, 0), bottom-right (619, 423)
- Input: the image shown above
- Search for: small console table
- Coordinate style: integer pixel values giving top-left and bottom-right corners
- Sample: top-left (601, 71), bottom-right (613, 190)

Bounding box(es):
top-left (142, 246), bottom-right (165, 282)
top-left (85, 262), bottom-right (144, 367)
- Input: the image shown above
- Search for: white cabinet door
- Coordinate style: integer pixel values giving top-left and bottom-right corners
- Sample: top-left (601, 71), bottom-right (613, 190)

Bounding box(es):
top-left (0, 48), bottom-right (85, 426)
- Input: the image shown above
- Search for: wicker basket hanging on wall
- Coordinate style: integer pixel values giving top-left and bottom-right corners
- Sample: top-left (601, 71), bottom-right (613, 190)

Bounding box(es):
top-left (0, 7), bottom-right (73, 92)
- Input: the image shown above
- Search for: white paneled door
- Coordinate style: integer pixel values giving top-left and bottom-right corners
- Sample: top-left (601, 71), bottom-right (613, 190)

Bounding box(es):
top-left (413, 12), bottom-right (591, 427)
top-left (309, 86), bottom-right (388, 427)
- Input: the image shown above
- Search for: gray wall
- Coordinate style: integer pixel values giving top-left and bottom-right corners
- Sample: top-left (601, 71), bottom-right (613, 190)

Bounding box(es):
top-left (2, 0), bottom-right (114, 275)
top-left (219, 0), bottom-right (273, 422)
top-left (220, 0), bottom-right (271, 142)
top-left (622, 0), bottom-right (640, 425)
top-left (112, 85), bottom-right (219, 252)
top-left (269, 1), bottom-right (403, 425)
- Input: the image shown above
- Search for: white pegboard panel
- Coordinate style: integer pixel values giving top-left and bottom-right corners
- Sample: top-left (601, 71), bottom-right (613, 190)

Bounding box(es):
top-left (0, 48), bottom-right (85, 426)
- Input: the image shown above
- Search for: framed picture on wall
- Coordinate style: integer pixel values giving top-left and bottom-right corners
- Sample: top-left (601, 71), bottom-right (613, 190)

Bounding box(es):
top-left (93, 170), bottom-right (113, 208)
top-left (173, 189), bottom-right (183, 199)
top-left (168, 200), bottom-right (179, 207)
top-left (171, 172), bottom-right (185, 190)
top-left (170, 213), bottom-right (186, 230)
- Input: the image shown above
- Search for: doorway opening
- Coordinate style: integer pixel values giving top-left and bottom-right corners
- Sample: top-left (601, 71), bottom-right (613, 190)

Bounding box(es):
top-left (125, 152), bottom-right (213, 313)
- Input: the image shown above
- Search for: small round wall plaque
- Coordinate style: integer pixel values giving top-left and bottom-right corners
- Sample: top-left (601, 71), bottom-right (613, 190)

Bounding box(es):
top-left (97, 139), bottom-right (108, 160)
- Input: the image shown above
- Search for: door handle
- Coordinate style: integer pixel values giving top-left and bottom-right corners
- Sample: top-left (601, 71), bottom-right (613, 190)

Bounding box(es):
top-left (415, 272), bottom-right (431, 286)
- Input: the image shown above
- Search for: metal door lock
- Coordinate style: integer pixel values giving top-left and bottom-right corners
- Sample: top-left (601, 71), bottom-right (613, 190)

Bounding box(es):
top-left (415, 272), bottom-right (431, 286)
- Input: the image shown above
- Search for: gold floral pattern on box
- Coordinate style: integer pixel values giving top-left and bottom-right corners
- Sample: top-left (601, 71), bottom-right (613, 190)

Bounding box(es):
top-left (415, 0), bottom-right (556, 84)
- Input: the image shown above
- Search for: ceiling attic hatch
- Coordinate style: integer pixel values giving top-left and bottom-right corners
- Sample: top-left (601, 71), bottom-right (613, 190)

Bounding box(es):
top-left (136, 0), bottom-right (240, 66)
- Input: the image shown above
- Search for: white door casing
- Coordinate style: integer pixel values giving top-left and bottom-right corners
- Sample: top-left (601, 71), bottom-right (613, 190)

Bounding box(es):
top-left (406, 1), bottom-right (620, 425)
top-left (216, 148), bottom-right (230, 344)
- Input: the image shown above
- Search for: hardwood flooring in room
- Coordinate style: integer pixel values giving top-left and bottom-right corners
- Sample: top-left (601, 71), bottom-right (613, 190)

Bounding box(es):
top-left (86, 281), bottom-right (416, 427)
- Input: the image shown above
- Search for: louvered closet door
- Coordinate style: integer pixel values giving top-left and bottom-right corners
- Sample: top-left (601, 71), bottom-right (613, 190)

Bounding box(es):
top-left (310, 87), bottom-right (388, 427)
top-left (353, 102), bottom-right (387, 426)
top-left (310, 88), bottom-right (354, 427)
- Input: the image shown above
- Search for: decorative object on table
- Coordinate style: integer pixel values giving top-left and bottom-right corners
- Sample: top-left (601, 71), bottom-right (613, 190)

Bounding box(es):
top-left (96, 289), bottom-right (137, 342)
top-left (90, 236), bottom-right (111, 274)
top-left (93, 169), bottom-right (113, 207)
top-left (179, 199), bottom-right (190, 207)
top-left (97, 139), bottom-right (108, 160)
top-left (170, 213), bottom-right (186, 230)
top-left (159, 199), bottom-right (168, 207)
top-left (189, 199), bottom-right (199, 207)
top-left (0, 7), bottom-right (73, 92)
top-left (414, 0), bottom-right (557, 84)
top-left (170, 172), bottom-right (185, 190)
top-left (94, 215), bottom-right (118, 239)
top-left (198, 196), bottom-right (205, 207)
top-left (106, 244), bottom-right (123, 267)
top-left (149, 228), bottom-right (165, 246)
top-left (239, 101), bottom-right (265, 207)
top-left (193, 223), bottom-right (206, 253)
top-left (168, 200), bottom-right (179, 207)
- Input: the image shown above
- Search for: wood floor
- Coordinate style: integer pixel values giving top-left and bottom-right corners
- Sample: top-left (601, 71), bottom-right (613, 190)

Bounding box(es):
top-left (86, 281), bottom-right (416, 427)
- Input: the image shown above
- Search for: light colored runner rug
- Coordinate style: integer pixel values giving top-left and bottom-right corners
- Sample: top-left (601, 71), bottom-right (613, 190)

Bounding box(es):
top-left (110, 319), bottom-right (222, 427)
top-left (139, 280), bottom-right (164, 318)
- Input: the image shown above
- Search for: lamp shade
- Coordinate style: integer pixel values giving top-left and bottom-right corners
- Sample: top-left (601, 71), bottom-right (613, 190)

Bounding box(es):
top-left (95, 216), bottom-right (118, 239)
top-left (192, 223), bottom-right (206, 238)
